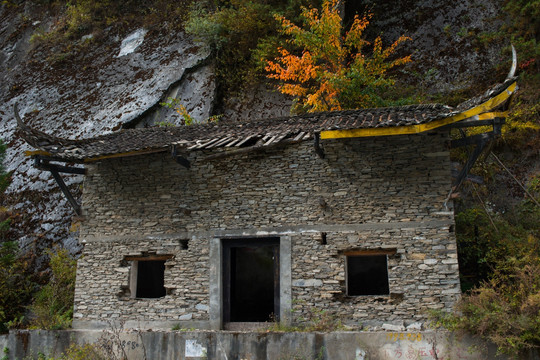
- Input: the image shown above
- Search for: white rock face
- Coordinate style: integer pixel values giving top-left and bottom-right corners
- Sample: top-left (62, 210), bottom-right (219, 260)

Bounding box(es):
top-left (0, 6), bottom-right (214, 253)
top-left (117, 29), bottom-right (148, 57)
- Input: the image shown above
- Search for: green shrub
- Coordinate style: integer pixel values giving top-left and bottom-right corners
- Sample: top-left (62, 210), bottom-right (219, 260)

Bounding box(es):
top-left (0, 140), bottom-right (38, 332)
top-left (59, 343), bottom-right (106, 360)
top-left (432, 249), bottom-right (540, 356)
top-left (29, 248), bottom-right (77, 330)
top-left (29, 0), bottom-right (193, 61)
top-left (455, 206), bottom-right (538, 289)
top-left (184, 0), bottom-right (320, 95)
top-left (264, 0), bottom-right (412, 113)
top-left (0, 241), bottom-right (37, 332)
top-left (435, 180), bottom-right (540, 356)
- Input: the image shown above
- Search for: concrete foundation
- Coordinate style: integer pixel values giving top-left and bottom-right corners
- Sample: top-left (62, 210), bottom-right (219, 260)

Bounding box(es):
top-left (0, 329), bottom-right (526, 360)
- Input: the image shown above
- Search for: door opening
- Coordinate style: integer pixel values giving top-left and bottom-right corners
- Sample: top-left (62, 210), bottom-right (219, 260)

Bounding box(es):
top-left (222, 238), bottom-right (280, 324)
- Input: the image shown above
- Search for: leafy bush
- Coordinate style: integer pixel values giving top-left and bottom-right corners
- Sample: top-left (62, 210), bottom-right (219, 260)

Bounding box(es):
top-left (20, 343), bottom-right (107, 360)
top-left (0, 241), bottom-right (38, 333)
top-left (59, 343), bottom-right (107, 360)
top-left (455, 205), bottom-right (539, 289)
top-left (160, 97), bottom-right (222, 125)
top-left (160, 97), bottom-right (195, 126)
top-left (185, 0), bottom-right (319, 95)
top-left (264, 0), bottom-right (411, 113)
top-left (29, 248), bottom-right (77, 330)
top-left (435, 177), bottom-right (540, 356)
top-left (432, 249), bottom-right (540, 356)
top-left (0, 140), bottom-right (37, 333)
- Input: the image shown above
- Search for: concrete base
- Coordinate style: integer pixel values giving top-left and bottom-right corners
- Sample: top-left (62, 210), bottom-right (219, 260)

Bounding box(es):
top-left (0, 329), bottom-right (529, 360)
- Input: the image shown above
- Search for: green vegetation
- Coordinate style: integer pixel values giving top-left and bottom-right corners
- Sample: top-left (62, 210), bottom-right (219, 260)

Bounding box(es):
top-left (160, 97), bottom-right (195, 126)
top-left (501, 0), bottom-right (539, 73)
top-left (185, 0), bottom-right (320, 95)
top-left (432, 151), bottom-right (539, 357)
top-left (23, 343), bottom-right (107, 360)
top-left (25, 0), bottom-right (193, 65)
top-left (264, 0), bottom-right (411, 113)
top-left (159, 97), bottom-right (222, 125)
top-left (29, 248), bottom-right (77, 330)
top-left (436, 110), bottom-right (540, 356)
top-left (432, 244), bottom-right (539, 356)
top-left (30, 0), bottom-right (191, 42)
top-left (431, 1), bottom-right (540, 353)
top-left (0, 138), bottom-right (76, 333)
top-left (0, 243), bottom-right (77, 333)
top-left (0, 139), bottom-right (36, 333)
top-left (0, 241), bottom-right (37, 333)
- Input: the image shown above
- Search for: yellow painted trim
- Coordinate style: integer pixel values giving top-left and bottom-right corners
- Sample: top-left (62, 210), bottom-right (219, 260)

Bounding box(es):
top-left (25, 150), bottom-right (51, 157)
top-left (477, 111), bottom-right (508, 120)
top-left (320, 81), bottom-right (517, 139)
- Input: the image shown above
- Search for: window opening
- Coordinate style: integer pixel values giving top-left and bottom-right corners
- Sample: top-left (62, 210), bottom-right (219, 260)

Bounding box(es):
top-left (347, 254), bottom-right (390, 296)
top-left (125, 254), bottom-right (172, 299)
top-left (320, 232), bottom-right (327, 245)
top-left (136, 260), bottom-right (166, 298)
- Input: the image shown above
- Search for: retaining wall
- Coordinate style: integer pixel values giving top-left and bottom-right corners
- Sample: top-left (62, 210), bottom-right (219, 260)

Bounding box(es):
top-left (0, 329), bottom-right (521, 360)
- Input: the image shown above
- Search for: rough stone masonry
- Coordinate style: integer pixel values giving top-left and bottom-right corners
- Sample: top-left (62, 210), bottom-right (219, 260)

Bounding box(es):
top-left (73, 130), bottom-right (460, 330)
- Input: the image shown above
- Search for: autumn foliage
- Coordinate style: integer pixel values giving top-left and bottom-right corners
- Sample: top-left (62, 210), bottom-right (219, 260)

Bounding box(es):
top-left (265, 0), bottom-right (411, 113)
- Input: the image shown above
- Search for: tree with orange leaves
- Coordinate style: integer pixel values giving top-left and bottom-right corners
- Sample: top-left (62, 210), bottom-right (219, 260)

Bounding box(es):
top-left (265, 0), bottom-right (411, 113)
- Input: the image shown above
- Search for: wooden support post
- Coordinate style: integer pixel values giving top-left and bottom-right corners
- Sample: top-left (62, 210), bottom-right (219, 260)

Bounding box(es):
top-left (33, 156), bottom-right (84, 215)
top-left (171, 145), bottom-right (190, 168)
top-left (49, 169), bottom-right (82, 216)
top-left (313, 131), bottom-right (325, 159)
top-left (452, 137), bottom-right (489, 191)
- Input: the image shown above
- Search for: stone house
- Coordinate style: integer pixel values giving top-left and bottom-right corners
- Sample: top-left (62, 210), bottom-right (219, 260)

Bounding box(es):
top-left (18, 79), bottom-right (516, 331)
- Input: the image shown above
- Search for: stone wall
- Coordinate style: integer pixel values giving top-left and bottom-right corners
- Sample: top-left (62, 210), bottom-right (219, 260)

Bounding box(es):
top-left (74, 131), bottom-right (460, 330)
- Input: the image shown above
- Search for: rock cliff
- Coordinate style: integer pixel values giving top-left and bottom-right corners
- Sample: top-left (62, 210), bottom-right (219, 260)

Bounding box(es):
top-left (0, 0), bottom-right (510, 254)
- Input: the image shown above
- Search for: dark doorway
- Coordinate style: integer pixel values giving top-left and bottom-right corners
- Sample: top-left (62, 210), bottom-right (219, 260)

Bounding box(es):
top-left (223, 238), bottom-right (280, 323)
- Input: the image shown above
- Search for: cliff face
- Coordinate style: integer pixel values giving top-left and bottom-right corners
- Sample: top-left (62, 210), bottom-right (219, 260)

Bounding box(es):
top-left (0, 0), bottom-right (509, 253)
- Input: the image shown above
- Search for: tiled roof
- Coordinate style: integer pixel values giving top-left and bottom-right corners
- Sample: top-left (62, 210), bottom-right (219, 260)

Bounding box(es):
top-left (17, 78), bottom-right (516, 163)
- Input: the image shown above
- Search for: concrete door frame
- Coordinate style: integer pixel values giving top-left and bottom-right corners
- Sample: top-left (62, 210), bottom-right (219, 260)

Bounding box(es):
top-left (209, 235), bottom-right (292, 330)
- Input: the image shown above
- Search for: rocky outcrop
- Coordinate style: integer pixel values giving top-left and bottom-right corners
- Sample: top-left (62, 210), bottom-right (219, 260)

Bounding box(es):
top-left (0, 0), bottom-right (508, 253)
top-left (0, 4), bottom-right (216, 252)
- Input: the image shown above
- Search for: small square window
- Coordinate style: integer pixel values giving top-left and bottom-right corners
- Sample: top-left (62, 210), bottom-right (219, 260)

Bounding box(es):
top-left (135, 260), bottom-right (166, 298)
top-left (125, 255), bottom-right (172, 299)
top-left (347, 255), bottom-right (389, 296)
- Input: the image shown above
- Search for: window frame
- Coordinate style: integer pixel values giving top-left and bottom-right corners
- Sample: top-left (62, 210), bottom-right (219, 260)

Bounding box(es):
top-left (344, 249), bottom-right (395, 296)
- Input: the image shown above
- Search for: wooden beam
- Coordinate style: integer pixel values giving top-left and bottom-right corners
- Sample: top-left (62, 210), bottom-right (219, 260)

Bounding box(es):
top-left (448, 115), bottom-right (505, 129)
top-left (34, 156), bottom-right (86, 175)
top-left (342, 248), bottom-right (397, 256)
top-left (200, 137), bottom-right (306, 162)
top-left (124, 254), bottom-right (174, 261)
top-left (452, 136), bottom-right (490, 190)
